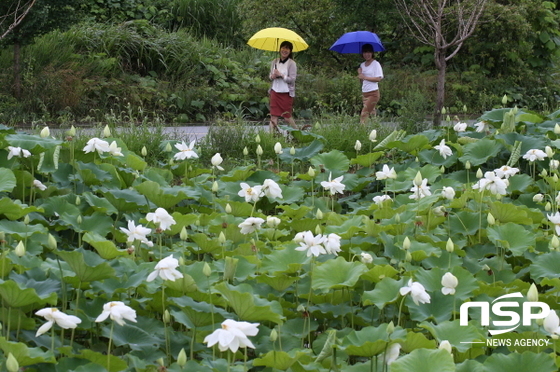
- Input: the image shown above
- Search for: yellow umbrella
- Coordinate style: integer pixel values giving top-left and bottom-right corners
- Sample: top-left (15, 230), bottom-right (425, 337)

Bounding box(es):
top-left (247, 27), bottom-right (309, 52)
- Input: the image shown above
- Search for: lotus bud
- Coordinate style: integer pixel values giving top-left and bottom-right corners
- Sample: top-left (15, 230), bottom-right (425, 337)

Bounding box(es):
top-left (465, 161), bottom-right (471, 170)
top-left (0, 231), bottom-right (5, 241)
top-left (180, 226), bottom-right (188, 241)
top-left (270, 329), bottom-right (278, 342)
top-left (440, 165), bottom-right (445, 173)
top-left (512, 106), bottom-right (518, 115)
top-left (255, 134), bottom-right (261, 143)
top-left (463, 105), bottom-right (468, 113)
top-left (103, 125), bottom-right (111, 138)
top-left (446, 238), bottom-right (454, 253)
top-left (482, 264), bottom-right (491, 272)
top-left (164, 142), bottom-right (172, 152)
top-left (177, 348), bottom-right (187, 367)
top-left (354, 140), bottom-right (362, 151)
top-left (169, 159), bottom-right (174, 165)
top-left (163, 309), bottom-right (171, 323)
top-left (403, 236), bottom-right (411, 250)
top-left (274, 142), bottom-right (283, 154)
top-left (308, 167), bottom-right (316, 177)
top-left (40, 126), bottom-right (50, 138)
top-left (413, 171), bottom-right (423, 186)
top-left (179, 256), bottom-right (185, 265)
top-left (195, 219), bottom-right (200, 227)
top-left (218, 231), bottom-right (226, 244)
top-left (256, 145), bottom-right (263, 156)
top-left (361, 252), bottom-right (373, 264)
top-left (369, 129), bottom-right (377, 142)
top-left (141, 146), bottom-right (147, 157)
top-left (386, 321), bottom-right (395, 335)
top-left (415, 156), bottom-right (419, 162)
top-left (202, 262), bottom-right (212, 277)
top-left (554, 174), bottom-right (559, 183)
top-left (77, 215), bottom-right (82, 225)
top-left (551, 160), bottom-right (560, 170)
top-left (67, 125), bottom-right (76, 137)
top-left (395, 214), bottom-right (401, 223)
top-left (476, 168), bottom-right (483, 178)
top-left (405, 251), bottom-right (412, 262)
top-left (446, 115), bottom-right (451, 122)
top-left (552, 235), bottom-right (560, 249)
top-left (223, 256), bottom-right (238, 282)
top-left (156, 358), bottom-right (165, 367)
top-left (487, 213), bottom-right (496, 226)
top-left (47, 234), bottom-right (57, 250)
top-left (243, 147), bottom-right (249, 156)
top-left (15, 241), bottom-right (25, 257)
top-left (23, 214), bottom-right (30, 225)
top-left (212, 181), bottom-right (219, 193)
top-left (545, 146), bottom-right (554, 159)
top-left (441, 107), bottom-right (447, 115)
top-left (297, 304), bottom-right (306, 312)
top-left (315, 224), bottom-right (322, 235)
top-left (555, 124), bottom-right (560, 135)
top-left (433, 206), bottom-right (446, 217)
top-left (527, 283), bottom-right (539, 302)
top-left (290, 146), bottom-right (296, 155)
top-left (545, 202), bottom-right (552, 211)
top-left (316, 209), bottom-right (324, 220)
top-left (541, 169), bottom-right (548, 177)
top-left (533, 193), bottom-right (544, 203)
top-left (75, 196), bottom-right (81, 205)
top-left (502, 94), bottom-right (508, 106)
top-left (6, 353), bottom-right (19, 372)
top-left (439, 340), bottom-right (452, 354)
top-left (225, 203), bottom-right (232, 214)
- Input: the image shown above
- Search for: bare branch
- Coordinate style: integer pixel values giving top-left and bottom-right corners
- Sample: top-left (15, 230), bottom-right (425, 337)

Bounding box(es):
top-left (0, 0), bottom-right (37, 40)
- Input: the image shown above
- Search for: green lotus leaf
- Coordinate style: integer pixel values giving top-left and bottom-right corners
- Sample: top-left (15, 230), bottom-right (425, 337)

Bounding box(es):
top-left (507, 174), bottom-right (535, 193)
top-left (480, 108), bottom-right (513, 123)
top-left (456, 359), bottom-right (485, 372)
top-left (214, 282), bottom-right (284, 324)
top-left (125, 152), bottom-right (147, 171)
top-left (136, 181), bottom-right (200, 209)
top-left (76, 161), bottom-right (113, 186)
top-left (190, 233), bottom-right (221, 255)
top-left (390, 348), bottom-right (455, 372)
top-left (361, 265), bottom-right (399, 283)
top-left (83, 232), bottom-right (127, 260)
top-left (449, 211), bottom-right (481, 236)
top-left (419, 320), bottom-right (486, 353)
top-left (253, 350), bottom-right (298, 370)
top-left (418, 149), bottom-right (458, 167)
top-left (0, 220), bottom-right (47, 239)
top-left (401, 164), bottom-right (442, 185)
top-left (350, 152), bottom-right (384, 167)
top-left (362, 277), bottom-right (403, 309)
top-left (58, 211), bottom-right (114, 236)
top-left (489, 201), bottom-right (538, 225)
top-left (406, 290), bottom-right (454, 324)
top-left (342, 325), bottom-right (390, 357)
top-left (101, 323), bottom-right (162, 352)
top-left (401, 331), bottom-right (437, 353)
top-left (281, 185), bottom-right (306, 204)
top-left (56, 249), bottom-right (115, 283)
top-left (0, 336), bottom-right (56, 366)
top-left (99, 187), bottom-right (152, 212)
top-left (6, 133), bottom-right (62, 152)
top-left (169, 296), bottom-right (228, 328)
top-left (0, 279), bottom-right (57, 308)
top-left (517, 113), bottom-right (545, 124)
top-left (164, 273), bottom-right (198, 293)
top-left (261, 248), bottom-right (306, 274)
top-left (0, 197), bottom-right (41, 220)
top-left (487, 223), bottom-right (534, 256)
top-left (284, 126), bottom-right (325, 143)
top-left (76, 349), bottom-right (128, 372)
top-left (246, 170), bottom-right (280, 183)
top-left (256, 274), bottom-right (298, 292)
top-left (482, 351), bottom-right (556, 372)
top-left (310, 149), bottom-right (350, 172)
top-left (312, 257), bottom-right (367, 293)
top-left (459, 138), bottom-right (503, 166)
top-left (530, 251), bottom-right (560, 280)
top-left (81, 192), bottom-right (119, 215)
top-left (385, 134), bottom-right (431, 155)
top-left (496, 133), bottom-right (547, 154)
top-left (0, 167), bottom-right (16, 192)
top-left (0, 256), bottom-right (13, 278)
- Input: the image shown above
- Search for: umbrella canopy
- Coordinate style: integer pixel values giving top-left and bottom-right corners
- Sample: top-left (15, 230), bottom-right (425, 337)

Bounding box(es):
top-left (247, 27), bottom-right (309, 52)
top-left (329, 31), bottom-right (385, 54)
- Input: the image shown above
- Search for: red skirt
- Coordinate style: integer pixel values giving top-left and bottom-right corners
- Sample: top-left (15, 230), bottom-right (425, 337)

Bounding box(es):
top-left (270, 90), bottom-right (293, 118)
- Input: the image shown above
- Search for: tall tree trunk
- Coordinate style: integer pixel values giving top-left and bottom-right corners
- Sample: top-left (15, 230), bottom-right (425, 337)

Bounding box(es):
top-left (13, 40), bottom-right (21, 99)
top-left (433, 49), bottom-right (446, 126)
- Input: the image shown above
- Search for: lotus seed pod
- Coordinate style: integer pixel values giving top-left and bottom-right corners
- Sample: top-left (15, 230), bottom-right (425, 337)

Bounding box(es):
top-left (476, 168), bottom-right (483, 178)
top-left (203, 262), bottom-right (212, 277)
top-left (180, 226), bottom-right (188, 241)
top-left (316, 209), bottom-right (324, 220)
top-left (255, 134), bottom-right (261, 143)
top-left (487, 213), bottom-right (496, 225)
top-left (15, 241), bottom-right (25, 257)
top-left (308, 167), bottom-right (316, 177)
top-left (40, 126), bottom-right (50, 138)
top-left (177, 348), bottom-right (187, 367)
top-left (527, 283), bottom-right (539, 302)
top-left (290, 146), bottom-right (296, 155)
top-left (256, 145), bottom-right (263, 156)
top-left (225, 203), bottom-right (232, 214)
top-left (243, 147), bottom-right (249, 156)
top-left (6, 353), bottom-right (19, 372)
top-left (103, 125), bottom-right (111, 138)
top-left (446, 238), bottom-right (454, 253)
top-left (141, 146), bottom-right (147, 156)
top-left (403, 236), bottom-right (411, 250)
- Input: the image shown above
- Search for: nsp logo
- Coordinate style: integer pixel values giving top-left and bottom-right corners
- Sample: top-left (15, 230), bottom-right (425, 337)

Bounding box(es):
top-left (460, 292), bottom-right (550, 335)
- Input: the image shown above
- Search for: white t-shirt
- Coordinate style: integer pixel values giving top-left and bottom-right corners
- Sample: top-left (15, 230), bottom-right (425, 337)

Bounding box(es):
top-left (360, 60), bottom-right (383, 93)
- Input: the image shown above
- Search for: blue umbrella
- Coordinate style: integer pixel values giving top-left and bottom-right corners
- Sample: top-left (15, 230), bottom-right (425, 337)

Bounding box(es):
top-left (329, 31), bottom-right (385, 54)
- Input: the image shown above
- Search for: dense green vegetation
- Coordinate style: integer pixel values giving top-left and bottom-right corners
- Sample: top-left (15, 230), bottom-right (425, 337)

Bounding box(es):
top-left (0, 0), bottom-right (559, 125)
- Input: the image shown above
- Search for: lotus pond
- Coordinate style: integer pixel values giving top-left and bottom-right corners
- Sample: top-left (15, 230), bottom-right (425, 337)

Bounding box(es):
top-left (2, 107), bottom-right (560, 372)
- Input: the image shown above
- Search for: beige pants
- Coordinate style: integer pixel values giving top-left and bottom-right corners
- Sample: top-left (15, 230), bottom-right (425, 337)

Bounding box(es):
top-left (360, 90), bottom-right (380, 123)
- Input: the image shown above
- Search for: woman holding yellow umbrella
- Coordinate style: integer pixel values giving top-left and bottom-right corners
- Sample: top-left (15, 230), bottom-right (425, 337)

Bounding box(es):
top-left (247, 27), bottom-right (308, 133)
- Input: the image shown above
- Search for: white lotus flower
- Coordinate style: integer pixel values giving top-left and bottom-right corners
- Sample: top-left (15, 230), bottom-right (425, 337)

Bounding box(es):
top-left (238, 217), bottom-right (265, 235)
top-left (146, 207), bottom-right (176, 231)
top-left (203, 319), bottom-right (260, 352)
top-left (108, 141), bottom-right (123, 156)
top-left (547, 212), bottom-right (560, 235)
top-left (35, 308), bottom-right (82, 337)
top-left (211, 153), bottom-right (224, 170)
top-left (400, 279), bottom-right (431, 305)
top-left (472, 171), bottom-right (509, 195)
top-left (294, 231), bottom-right (327, 257)
top-left (376, 164), bottom-right (397, 180)
top-left (83, 138), bottom-right (110, 154)
top-left (174, 140), bottom-right (198, 160)
top-left (7, 146), bottom-right (31, 160)
top-left (474, 121), bottom-right (490, 133)
top-left (434, 139), bottom-right (452, 159)
top-left (523, 149), bottom-right (547, 162)
top-left (238, 183), bottom-right (263, 203)
top-left (354, 140), bottom-right (362, 151)
top-left (120, 220), bottom-right (153, 247)
top-left (274, 142), bottom-right (283, 154)
top-left (266, 216), bottom-right (281, 228)
top-left (453, 122), bottom-right (467, 132)
top-left (369, 129), bottom-right (377, 142)
top-left (494, 165), bottom-right (519, 179)
top-left (147, 255), bottom-right (183, 282)
top-left (441, 186), bottom-right (455, 200)
top-left (409, 178), bottom-right (431, 200)
top-left (551, 160), bottom-right (560, 170)
top-left (324, 233), bottom-right (342, 256)
top-left (373, 195), bottom-right (392, 205)
top-left (441, 272), bottom-right (458, 295)
top-left (321, 172), bottom-right (345, 195)
top-left (544, 310), bottom-right (560, 337)
top-left (33, 179), bottom-right (47, 191)
top-left (385, 343), bottom-right (401, 365)
top-left (262, 179), bottom-right (283, 199)
top-left (95, 301), bottom-right (137, 326)
top-left (361, 252), bottom-right (373, 264)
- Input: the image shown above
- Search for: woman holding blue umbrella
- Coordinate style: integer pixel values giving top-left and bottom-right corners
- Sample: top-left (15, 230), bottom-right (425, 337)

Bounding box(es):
top-left (357, 44), bottom-right (383, 124)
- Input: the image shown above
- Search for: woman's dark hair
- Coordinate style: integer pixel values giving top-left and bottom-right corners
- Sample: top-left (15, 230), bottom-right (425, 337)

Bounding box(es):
top-left (279, 41), bottom-right (294, 59)
top-left (361, 44), bottom-right (374, 54)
